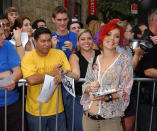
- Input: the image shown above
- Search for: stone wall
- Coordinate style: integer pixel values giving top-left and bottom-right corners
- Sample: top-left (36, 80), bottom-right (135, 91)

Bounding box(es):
top-left (81, 0), bottom-right (88, 26)
top-left (12, 0), bottom-right (64, 32)
top-left (11, 0), bottom-right (93, 31)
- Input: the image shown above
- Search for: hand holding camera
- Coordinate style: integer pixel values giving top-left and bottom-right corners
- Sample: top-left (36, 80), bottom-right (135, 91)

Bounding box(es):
top-left (51, 35), bottom-right (58, 48)
top-left (63, 41), bottom-right (74, 52)
top-left (150, 36), bottom-right (157, 44)
top-left (130, 37), bottom-right (154, 52)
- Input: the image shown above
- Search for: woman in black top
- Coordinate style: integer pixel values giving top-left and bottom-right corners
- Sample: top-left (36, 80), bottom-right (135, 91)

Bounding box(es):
top-left (69, 29), bottom-right (100, 131)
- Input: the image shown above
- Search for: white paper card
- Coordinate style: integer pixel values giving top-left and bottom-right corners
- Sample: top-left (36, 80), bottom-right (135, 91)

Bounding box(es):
top-left (61, 75), bottom-right (75, 97)
top-left (9, 39), bottom-right (16, 46)
top-left (92, 89), bottom-right (117, 98)
top-left (21, 32), bottom-right (28, 47)
top-left (0, 75), bottom-right (13, 89)
top-left (37, 75), bottom-right (57, 103)
top-left (9, 32), bottom-right (28, 47)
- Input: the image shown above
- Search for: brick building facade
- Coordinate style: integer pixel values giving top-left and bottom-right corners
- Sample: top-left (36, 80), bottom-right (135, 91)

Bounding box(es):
top-left (1, 0), bottom-right (102, 32)
top-left (10, 0), bottom-right (89, 32)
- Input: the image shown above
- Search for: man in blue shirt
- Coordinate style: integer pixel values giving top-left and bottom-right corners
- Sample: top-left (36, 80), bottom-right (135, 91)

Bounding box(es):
top-left (51, 6), bottom-right (77, 59)
top-left (51, 6), bottom-right (77, 131)
top-left (0, 24), bottom-right (22, 131)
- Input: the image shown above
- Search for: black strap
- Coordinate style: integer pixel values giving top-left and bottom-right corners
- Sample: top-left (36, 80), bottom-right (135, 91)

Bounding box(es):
top-left (92, 50), bottom-right (101, 69)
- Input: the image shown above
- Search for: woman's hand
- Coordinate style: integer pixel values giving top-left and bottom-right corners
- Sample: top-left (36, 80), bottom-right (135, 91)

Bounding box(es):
top-left (89, 93), bottom-right (109, 101)
top-left (90, 81), bottom-right (100, 92)
top-left (13, 28), bottom-right (22, 43)
top-left (89, 92), bottom-right (118, 101)
top-left (85, 81), bottom-right (100, 94)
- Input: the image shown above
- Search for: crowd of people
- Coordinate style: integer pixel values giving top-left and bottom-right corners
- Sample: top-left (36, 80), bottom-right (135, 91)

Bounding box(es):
top-left (1, 5), bottom-right (157, 131)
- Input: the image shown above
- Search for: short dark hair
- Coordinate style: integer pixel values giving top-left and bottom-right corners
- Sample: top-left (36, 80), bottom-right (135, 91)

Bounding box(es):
top-left (132, 25), bottom-right (142, 39)
top-left (0, 14), bottom-right (8, 20)
top-left (34, 27), bottom-right (51, 40)
top-left (32, 19), bottom-right (46, 29)
top-left (52, 6), bottom-right (69, 18)
top-left (67, 17), bottom-right (83, 30)
top-left (86, 15), bottom-right (98, 25)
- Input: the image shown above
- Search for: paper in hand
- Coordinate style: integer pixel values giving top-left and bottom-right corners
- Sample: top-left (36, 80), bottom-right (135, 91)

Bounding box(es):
top-left (21, 32), bottom-right (28, 47)
top-left (61, 75), bottom-right (75, 97)
top-left (92, 89), bottom-right (117, 98)
top-left (37, 75), bottom-right (57, 103)
top-left (9, 32), bottom-right (28, 47)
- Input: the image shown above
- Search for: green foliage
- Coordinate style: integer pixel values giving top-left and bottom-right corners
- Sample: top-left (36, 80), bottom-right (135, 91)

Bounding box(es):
top-left (98, 0), bottom-right (135, 23)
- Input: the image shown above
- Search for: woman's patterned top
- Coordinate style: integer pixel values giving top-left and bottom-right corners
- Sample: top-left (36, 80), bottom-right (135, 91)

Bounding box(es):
top-left (81, 53), bottom-right (133, 119)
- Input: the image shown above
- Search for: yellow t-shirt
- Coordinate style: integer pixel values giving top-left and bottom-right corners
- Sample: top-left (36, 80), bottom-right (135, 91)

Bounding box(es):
top-left (21, 49), bottom-right (71, 116)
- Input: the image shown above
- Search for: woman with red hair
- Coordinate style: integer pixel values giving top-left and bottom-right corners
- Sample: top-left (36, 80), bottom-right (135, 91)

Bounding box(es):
top-left (80, 19), bottom-right (133, 131)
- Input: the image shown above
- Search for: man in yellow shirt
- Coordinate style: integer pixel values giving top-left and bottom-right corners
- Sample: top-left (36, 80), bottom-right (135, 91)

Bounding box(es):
top-left (21, 27), bottom-right (70, 131)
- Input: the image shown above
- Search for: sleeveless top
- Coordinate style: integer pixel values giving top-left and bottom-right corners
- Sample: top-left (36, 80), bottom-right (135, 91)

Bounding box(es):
top-left (75, 50), bottom-right (101, 96)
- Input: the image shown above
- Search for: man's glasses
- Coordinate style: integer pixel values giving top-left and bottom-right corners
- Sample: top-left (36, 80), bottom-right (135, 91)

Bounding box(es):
top-left (2, 23), bottom-right (10, 27)
top-left (0, 23), bottom-right (10, 28)
top-left (0, 23), bottom-right (3, 28)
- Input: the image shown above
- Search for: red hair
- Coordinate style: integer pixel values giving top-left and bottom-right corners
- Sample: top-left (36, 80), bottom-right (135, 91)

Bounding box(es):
top-left (98, 19), bottom-right (124, 49)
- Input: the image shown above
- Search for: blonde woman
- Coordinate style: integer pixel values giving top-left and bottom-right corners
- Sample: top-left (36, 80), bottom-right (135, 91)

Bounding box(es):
top-left (87, 20), bottom-right (104, 50)
top-left (69, 29), bottom-right (100, 131)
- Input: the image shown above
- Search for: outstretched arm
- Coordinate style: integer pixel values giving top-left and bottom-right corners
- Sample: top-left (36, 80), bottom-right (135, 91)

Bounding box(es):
top-left (26, 64), bottom-right (62, 86)
top-left (67, 53), bottom-right (80, 81)
top-left (0, 71), bottom-right (12, 79)
top-left (5, 66), bottom-right (22, 91)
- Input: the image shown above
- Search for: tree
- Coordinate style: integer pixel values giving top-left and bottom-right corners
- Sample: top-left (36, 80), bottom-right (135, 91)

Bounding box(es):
top-left (98, 0), bottom-right (135, 23)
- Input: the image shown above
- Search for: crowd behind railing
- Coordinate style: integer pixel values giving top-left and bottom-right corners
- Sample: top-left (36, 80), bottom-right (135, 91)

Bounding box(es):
top-left (1, 5), bottom-right (157, 131)
top-left (2, 78), bottom-right (157, 131)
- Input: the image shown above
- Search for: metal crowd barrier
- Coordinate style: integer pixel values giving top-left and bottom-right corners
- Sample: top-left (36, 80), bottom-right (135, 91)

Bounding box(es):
top-left (2, 78), bottom-right (157, 131)
top-left (133, 78), bottom-right (157, 131)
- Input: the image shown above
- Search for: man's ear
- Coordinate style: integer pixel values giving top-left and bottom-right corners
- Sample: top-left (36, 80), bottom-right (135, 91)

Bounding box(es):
top-left (52, 17), bottom-right (55, 23)
top-left (67, 18), bottom-right (69, 23)
top-left (34, 39), bottom-right (37, 47)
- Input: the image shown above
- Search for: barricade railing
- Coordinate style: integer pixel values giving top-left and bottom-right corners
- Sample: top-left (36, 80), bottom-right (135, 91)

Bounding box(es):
top-left (2, 78), bottom-right (157, 131)
top-left (133, 78), bottom-right (157, 131)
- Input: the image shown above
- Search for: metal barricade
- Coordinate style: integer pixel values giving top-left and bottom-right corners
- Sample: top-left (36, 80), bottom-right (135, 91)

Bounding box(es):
top-left (1, 79), bottom-right (27, 131)
top-left (2, 78), bottom-right (157, 131)
top-left (134, 78), bottom-right (157, 131)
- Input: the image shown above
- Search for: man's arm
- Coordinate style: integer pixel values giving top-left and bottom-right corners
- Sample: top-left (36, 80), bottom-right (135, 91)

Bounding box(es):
top-left (5, 66), bottom-right (22, 91)
top-left (26, 74), bottom-right (45, 86)
top-left (144, 68), bottom-right (157, 78)
top-left (0, 71), bottom-right (12, 79)
top-left (26, 64), bottom-right (62, 86)
top-left (68, 54), bottom-right (80, 81)
top-left (132, 48), bottom-right (144, 71)
top-left (12, 66), bottom-right (22, 82)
